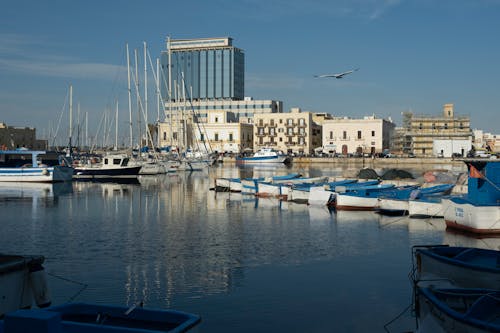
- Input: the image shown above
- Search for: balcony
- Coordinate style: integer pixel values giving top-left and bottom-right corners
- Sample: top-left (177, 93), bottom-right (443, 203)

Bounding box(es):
top-left (268, 123), bottom-right (277, 128)
top-left (297, 123), bottom-right (307, 128)
top-left (255, 132), bottom-right (266, 137)
top-left (297, 132), bottom-right (307, 137)
top-left (285, 142), bottom-right (296, 146)
top-left (284, 132), bottom-right (296, 137)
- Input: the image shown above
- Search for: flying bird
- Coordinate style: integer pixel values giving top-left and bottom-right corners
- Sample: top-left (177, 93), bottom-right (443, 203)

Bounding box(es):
top-left (314, 68), bottom-right (359, 79)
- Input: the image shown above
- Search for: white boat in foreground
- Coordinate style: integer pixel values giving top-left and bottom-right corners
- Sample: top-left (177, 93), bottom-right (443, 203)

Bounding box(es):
top-left (0, 150), bottom-right (73, 182)
top-left (443, 160), bottom-right (500, 234)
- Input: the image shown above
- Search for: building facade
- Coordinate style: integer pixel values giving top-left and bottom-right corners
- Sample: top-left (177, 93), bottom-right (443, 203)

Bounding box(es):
top-left (0, 122), bottom-right (46, 150)
top-left (253, 108), bottom-right (322, 155)
top-left (160, 37), bottom-right (244, 101)
top-left (408, 104), bottom-right (472, 157)
top-left (158, 37), bottom-right (281, 152)
top-left (322, 116), bottom-right (395, 156)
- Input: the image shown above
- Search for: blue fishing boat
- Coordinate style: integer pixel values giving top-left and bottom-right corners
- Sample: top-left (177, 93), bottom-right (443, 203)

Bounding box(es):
top-left (413, 245), bottom-right (500, 289)
top-left (377, 184), bottom-right (454, 216)
top-left (443, 159), bottom-right (500, 234)
top-left (416, 286), bottom-right (500, 333)
top-left (307, 179), bottom-right (358, 206)
top-left (235, 148), bottom-right (291, 165)
top-left (0, 150), bottom-right (73, 182)
top-left (335, 184), bottom-right (397, 211)
top-left (327, 180), bottom-right (380, 192)
top-left (1, 302), bottom-right (201, 333)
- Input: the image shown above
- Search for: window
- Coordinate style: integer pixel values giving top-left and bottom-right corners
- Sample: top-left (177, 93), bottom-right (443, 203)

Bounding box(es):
top-left (371, 130), bottom-right (375, 137)
top-left (229, 133), bottom-right (233, 142)
top-left (343, 131), bottom-right (347, 139)
top-left (357, 131), bottom-right (362, 139)
top-left (444, 123), bottom-right (448, 129)
top-left (163, 132), bottom-right (167, 140)
top-left (419, 123), bottom-right (422, 129)
top-left (200, 134), bottom-right (204, 142)
top-left (279, 119), bottom-right (283, 124)
top-left (214, 133), bottom-right (219, 141)
top-left (270, 120), bottom-right (274, 126)
top-left (259, 119), bottom-right (263, 126)
top-left (329, 131), bottom-right (333, 139)
top-left (215, 117), bottom-right (218, 123)
top-left (299, 118), bottom-right (305, 126)
top-left (432, 123), bottom-right (436, 130)
top-left (287, 118), bottom-right (293, 125)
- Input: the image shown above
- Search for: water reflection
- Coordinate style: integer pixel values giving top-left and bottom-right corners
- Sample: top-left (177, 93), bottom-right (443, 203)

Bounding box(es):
top-left (0, 162), bottom-right (488, 333)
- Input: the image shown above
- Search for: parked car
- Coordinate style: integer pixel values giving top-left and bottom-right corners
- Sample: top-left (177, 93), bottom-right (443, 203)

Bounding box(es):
top-left (407, 152), bottom-right (416, 158)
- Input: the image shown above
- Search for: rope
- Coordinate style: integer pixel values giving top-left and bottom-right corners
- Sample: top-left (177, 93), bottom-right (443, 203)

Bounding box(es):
top-left (47, 272), bottom-right (88, 302)
top-left (383, 303), bottom-right (413, 333)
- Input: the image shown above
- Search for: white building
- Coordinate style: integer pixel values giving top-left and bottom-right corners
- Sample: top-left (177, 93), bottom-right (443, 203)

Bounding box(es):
top-left (432, 139), bottom-right (471, 157)
top-left (321, 116), bottom-right (395, 155)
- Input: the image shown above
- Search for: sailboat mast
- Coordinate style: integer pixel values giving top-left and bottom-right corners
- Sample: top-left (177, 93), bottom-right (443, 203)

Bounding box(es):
top-left (143, 41), bottom-right (148, 147)
top-left (134, 48), bottom-right (141, 149)
top-left (68, 84), bottom-right (73, 155)
top-left (167, 36), bottom-right (173, 146)
top-left (115, 100), bottom-right (118, 150)
top-left (126, 43), bottom-right (133, 148)
top-left (156, 57), bottom-right (160, 148)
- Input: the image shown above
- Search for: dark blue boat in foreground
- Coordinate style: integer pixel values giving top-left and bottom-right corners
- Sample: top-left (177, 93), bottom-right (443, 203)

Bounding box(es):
top-left (416, 286), bottom-right (500, 333)
top-left (1, 302), bottom-right (201, 333)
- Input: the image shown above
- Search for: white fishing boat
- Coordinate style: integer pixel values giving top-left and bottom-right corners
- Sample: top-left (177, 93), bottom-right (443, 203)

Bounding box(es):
top-left (0, 150), bottom-right (73, 182)
top-left (236, 148), bottom-right (291, 164)
top-left (409, 196), bottom-right (447, 218)
top-left (443, 160), bottom-right (500, 234)
top-left (335, 184), bottom-right (396, 211)
top-left (377, 184), bottom-right (454, 216)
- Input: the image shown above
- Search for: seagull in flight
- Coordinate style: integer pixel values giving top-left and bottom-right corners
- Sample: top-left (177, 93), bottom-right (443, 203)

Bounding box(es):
top-left (314, 68), bottom-right (359, 79)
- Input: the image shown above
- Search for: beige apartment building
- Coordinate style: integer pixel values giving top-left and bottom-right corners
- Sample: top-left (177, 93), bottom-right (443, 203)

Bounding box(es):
top-left (322, 116), bottom-right (395, 156)
top-left (158, 110), bottom-right (253, 153)
top-left (253, 108), bottom-right (322, 155)
top-left (408, 104), bottom-right (472, 157)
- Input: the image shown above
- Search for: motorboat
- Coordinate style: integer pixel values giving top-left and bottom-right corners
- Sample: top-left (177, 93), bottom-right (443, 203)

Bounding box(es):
top-left (0, 150), bottom-right (73, 182)
top-left (235, 148), bottom-right (291, 164)
top-left (73, 154), bottom-right (142, 181)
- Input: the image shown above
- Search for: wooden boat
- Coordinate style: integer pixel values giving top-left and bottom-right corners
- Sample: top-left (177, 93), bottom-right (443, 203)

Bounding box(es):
top-left (416, 286), bottom-right (500, 333)
top-left (2, 302), bottom-right (201, 333)
top-left (236, 147), bottom-right (291, 164)
top-left (0, 150), bottom-right (73, 182)
top-left (409, 195), bottom-right (448, 218)
top-left (443, 160), bottom-right (500, 234)
top-left (335, 184), bottom-right (396, 211)
top-left (377, 184), bottom-right (454, 216)
top-left (413, 245), bottom-right (500, 289)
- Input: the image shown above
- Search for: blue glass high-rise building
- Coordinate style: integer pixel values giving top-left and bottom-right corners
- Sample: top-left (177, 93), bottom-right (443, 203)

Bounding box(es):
top-left (160, 37), bottom-right (244, 101)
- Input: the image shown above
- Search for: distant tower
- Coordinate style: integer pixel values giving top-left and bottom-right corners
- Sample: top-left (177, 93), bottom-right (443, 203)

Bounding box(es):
top-left (443, 103), bottom-right (454, 118)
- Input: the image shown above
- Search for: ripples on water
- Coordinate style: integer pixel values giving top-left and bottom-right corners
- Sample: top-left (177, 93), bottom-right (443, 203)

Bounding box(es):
top-left (0, 163), bottom-right (493, 332)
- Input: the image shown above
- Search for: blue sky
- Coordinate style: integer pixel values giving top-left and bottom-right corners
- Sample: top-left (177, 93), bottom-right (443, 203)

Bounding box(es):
top-left (1, 0), bottom-right (499, 145)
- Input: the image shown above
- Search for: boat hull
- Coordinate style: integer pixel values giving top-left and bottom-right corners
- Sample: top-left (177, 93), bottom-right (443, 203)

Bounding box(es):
top-left (443, 198), bottom-right (500, 234)
top-left (0, 166), bottom-right (73, 182)
top-left (73, 166), bottom-right (142, 180)
top-left (236, 155), bottom-right (290, 164)
top-left (308, 187), bottom-right (335, 206)
top-left (415, 246), bottom-right (500, 289)
top-left (377, 198), bottom-right (409, 216)
top-left (409, 198), bottom-right (444, 218)
top-left (4, 302), bottom-right (201, 333)
top-left (336, 194), bottom-right (379, 211)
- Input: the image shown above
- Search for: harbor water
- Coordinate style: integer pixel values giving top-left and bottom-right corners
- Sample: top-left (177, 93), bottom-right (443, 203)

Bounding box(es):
top-left (1, 162), bottom-right (491, 332)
